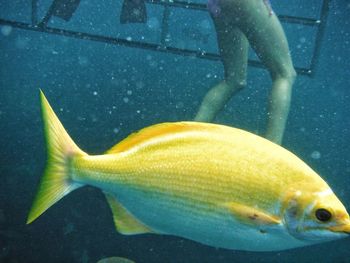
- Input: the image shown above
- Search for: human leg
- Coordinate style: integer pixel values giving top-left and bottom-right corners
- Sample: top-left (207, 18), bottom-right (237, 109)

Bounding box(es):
top-left (195, 19), bottom-right (249, 122)
top-left (224, 0), bottom-right (296, 144)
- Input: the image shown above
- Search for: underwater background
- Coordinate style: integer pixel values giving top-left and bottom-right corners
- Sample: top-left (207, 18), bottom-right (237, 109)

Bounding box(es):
top-left (0, 0), bottom-right (349, 262)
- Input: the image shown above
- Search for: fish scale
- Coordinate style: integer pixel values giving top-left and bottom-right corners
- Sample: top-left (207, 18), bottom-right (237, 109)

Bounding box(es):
top-left (69, 130), bottom-right (301, 236)
top-left (27, 91), bottom-right (350, 252)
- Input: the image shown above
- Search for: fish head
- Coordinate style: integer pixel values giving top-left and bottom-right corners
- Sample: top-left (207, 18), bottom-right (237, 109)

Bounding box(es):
top-left (283, 186), bottom-right (350, 243)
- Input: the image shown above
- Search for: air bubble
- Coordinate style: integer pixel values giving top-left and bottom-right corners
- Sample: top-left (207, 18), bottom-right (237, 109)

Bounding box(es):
top-left (311, 151), bottom-right (321, 160)
top-left (1, 25), bottom-right (12, 36)
top-left (147, 17), bottom-right (160, 30)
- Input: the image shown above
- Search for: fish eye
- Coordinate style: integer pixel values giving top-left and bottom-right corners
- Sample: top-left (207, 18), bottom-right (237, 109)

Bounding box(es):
top-left (315, 208), bottom-right (332, 222)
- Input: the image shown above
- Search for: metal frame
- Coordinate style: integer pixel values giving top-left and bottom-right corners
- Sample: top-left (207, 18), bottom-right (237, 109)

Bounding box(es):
top-left (0, 0), bottom-right (331, 76)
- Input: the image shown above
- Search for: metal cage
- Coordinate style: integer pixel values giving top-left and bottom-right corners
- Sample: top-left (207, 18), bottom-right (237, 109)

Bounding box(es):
top-left (0, 0), bottom-right (331, 76)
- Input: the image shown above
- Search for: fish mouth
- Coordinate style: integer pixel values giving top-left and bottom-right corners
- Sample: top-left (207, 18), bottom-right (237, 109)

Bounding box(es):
top-left (328, 224), bottom-right (350, 235)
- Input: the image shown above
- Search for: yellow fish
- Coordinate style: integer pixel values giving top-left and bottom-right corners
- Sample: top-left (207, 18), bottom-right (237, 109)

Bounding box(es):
top-left (27, 91), bottom-right (350, 251)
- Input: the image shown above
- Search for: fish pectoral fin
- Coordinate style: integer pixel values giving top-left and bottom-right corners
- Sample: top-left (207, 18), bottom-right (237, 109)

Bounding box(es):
top-left (224, 202), bottom-right (281, 226)
top-left (104, 192), bottom-right (155, 235)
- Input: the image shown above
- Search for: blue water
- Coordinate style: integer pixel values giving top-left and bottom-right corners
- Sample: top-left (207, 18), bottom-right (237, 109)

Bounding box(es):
top-left (0, 0), bottom-right (349, 262)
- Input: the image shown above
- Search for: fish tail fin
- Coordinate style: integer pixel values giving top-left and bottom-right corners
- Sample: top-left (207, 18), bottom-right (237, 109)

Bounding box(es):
top-left (26, 90), bottom-right (87, 224)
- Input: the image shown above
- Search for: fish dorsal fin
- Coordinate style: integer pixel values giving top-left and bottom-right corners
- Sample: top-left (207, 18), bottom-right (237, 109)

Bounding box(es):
top-left (224, 202), bottom-right (281, 226)
top-left (104, 192), bottom-right (154, 235)
top-left (105, 121), bottom-right (215, 154)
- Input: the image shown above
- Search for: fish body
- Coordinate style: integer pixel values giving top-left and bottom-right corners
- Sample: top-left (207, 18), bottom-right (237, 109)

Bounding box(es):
top-left (27, 91), bottom-right (350, 251)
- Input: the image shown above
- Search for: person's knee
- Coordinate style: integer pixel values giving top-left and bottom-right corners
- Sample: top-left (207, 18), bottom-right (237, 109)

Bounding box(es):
top-left (286, 67), bottom-right (297, 83)
top-left (204, 79), bottom-right (245, 107)
top-left (225, 78), bottom-right (247, 94)
top-left (273, 66), bottom-right (296, 84)
top-left (270, 72), bottom-right (295, 106)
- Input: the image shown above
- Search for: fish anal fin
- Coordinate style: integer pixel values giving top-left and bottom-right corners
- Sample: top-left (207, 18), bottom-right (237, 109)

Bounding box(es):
top-left (104, 192), bottom-right (154, 235)
top-left (225, 202), bottom-right (281, 226)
